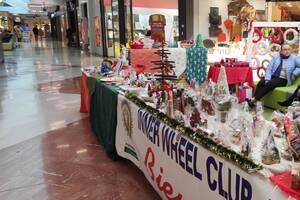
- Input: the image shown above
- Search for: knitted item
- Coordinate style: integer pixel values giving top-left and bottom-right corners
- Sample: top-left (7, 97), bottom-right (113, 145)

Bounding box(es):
top-left (186, 48), bottom-right (207, 85)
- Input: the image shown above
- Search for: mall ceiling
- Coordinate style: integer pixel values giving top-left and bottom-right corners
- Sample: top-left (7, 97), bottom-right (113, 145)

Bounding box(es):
top-left (28, 0), bottom-right (66, 13)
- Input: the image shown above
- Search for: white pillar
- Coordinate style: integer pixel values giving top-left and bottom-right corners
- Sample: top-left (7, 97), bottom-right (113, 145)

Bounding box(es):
top-left (267, 2), bottom-right (273, 21)
top-left (193, 0), bottom-right (199, 38)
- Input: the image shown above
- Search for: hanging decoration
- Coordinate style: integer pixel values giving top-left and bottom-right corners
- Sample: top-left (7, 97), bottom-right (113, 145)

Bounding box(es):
top-left (256, 40), bottom-right (269, 55)
top-left (224, 18), bottom-right (233, 30)
top-left (257, 66), bottom-right (266, 79)
top-left (271, 27), bottom-right (284, 44)
top-left (262, 27), bottom-right (271, 39)
top-left (284, 28), bottom-right (299, 45)
top-left (252, 28), bottom-right (262, 43)
top-left (250, 56), bottom-right (260, 70)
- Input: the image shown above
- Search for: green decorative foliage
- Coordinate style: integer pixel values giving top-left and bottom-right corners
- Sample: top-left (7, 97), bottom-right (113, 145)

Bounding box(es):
top-left (125, 92), bottom-right (263, 173)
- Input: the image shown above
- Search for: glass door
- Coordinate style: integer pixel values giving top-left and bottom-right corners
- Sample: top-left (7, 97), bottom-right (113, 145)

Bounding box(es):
top-left (124, 0), bottom-right (133, 45)
top-left (103, 2), bottom-right (114, 57)
top-left (112, 0), bottom-right (120, 57)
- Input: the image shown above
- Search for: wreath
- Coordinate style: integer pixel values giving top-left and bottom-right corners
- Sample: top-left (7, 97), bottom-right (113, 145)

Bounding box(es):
top-left (284, 28), bottom-right (299, 45)
top-left (257, 66), bottom-right (266, 79)
top-left (256, 41), bottom-right (269, 56)
top-left (250, 56), bottom-right (260, 70)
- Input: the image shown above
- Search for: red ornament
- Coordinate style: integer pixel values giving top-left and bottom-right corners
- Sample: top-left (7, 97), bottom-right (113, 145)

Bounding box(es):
top-left (252, 28), bottom-right (262, 43)
top-left (271, 28), bottom-right (284, 44)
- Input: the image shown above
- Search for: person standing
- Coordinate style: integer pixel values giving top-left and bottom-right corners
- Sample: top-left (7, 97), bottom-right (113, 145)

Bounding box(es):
top-left (32, 25), bottom-right (39, 42)
top-left (39, 28), bottom-right (44, 41)
top-left (66, 28), bottom-right (74, 46)
top-left (14, 25), bottom-right (22, 42)
top-left (250, 44), bottom-right (300, 105)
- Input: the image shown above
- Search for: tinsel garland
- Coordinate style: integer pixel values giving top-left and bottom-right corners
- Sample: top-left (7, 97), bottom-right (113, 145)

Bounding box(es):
top-left (125, 92), bottom-right (263, 173)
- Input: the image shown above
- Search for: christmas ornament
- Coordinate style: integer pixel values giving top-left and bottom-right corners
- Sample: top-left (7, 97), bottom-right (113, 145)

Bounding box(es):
top-left (189, 108), bottom-right (207, 128)
top-left (190, 108), bottom-right (201, 128)
top-left (201, 98), bottom-right (215, 116)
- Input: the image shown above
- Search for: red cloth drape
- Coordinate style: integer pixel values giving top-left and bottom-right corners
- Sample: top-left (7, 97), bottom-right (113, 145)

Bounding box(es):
top-left (80, 72), bottom-right (90, 113)
top-left (130, 49), bottom-right (160, 73)
top-left (270, 172), bottom-right (300, 200)
top-left (207, 65), bottom-right (254, 88)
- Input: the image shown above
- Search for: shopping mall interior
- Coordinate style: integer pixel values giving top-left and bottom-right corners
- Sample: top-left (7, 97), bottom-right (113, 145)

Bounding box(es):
top-left (2, 0), bottom-right (300, 200)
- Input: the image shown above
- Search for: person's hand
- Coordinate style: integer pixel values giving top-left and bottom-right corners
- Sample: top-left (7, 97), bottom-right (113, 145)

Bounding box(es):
top-left (292, 74), bottom-right (297, 81)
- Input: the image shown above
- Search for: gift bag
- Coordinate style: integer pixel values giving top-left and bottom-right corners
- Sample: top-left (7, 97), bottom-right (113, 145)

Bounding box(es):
top-left (238, 87), bottom-right (253, 103)
top-left (238, 87), bottom-right (246, 103)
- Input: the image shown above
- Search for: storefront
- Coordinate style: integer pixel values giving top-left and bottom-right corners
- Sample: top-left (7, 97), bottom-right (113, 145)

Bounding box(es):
top-left (0, 11), bottom-right (14, 31)
top-left (66, 0), bottom-right (80, 47)
top-left (78, 0), bottom-right (191, 57)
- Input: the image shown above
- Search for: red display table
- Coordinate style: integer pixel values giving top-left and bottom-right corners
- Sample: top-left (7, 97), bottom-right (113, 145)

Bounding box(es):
top-left (207, 65), bottom-right (254, 88)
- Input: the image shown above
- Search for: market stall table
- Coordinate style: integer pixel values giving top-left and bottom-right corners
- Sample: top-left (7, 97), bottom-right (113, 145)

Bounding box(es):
top-left (80, 72), bottom-right (119, 160)
top-left (130, 48), bottom-right (204, 81)
top-left (115, 94), bottom-right (289, 200)
top-left (80, 72), bottom-right (294, 200)
top-left (207, 65), bottom-right (254, 88)
top-left (89, 80), bottom-right (119, 160)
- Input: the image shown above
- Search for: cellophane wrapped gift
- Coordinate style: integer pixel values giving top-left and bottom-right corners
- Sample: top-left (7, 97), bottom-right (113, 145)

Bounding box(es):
top-left (270, 111), bottom-right (285, 137)
top-left (261, 124), bottom-right (281, 165)
top-left (238, 83), bottom-right (253, 103)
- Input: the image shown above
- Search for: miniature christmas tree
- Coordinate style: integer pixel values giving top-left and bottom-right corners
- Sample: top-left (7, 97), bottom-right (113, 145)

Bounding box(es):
top-left (194, 34), bottom-right (204, 48)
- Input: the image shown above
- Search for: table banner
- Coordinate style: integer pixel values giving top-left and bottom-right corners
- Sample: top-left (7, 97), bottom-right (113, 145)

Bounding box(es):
top-left (116, 95), bottom-right (288, 200)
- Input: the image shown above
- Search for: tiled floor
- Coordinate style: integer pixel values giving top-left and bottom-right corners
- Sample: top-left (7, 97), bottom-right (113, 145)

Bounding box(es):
top-left (0, 42), bottom-right (160, 200)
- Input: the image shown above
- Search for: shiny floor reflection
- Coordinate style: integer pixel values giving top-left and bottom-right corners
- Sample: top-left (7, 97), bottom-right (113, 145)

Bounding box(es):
top-left (0, 118), bottom-right (160, 200)
top-left (0, 42), bottom-right (160, 199)
top-left (0, 42), bottom-right (99, 149)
